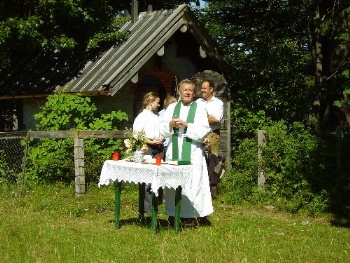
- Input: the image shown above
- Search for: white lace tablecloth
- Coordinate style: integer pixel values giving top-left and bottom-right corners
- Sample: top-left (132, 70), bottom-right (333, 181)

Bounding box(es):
top-left (98, 160), bottom-right (192, 196)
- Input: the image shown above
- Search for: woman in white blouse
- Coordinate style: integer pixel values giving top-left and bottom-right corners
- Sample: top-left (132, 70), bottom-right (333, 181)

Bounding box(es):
top-left (133, 91), bottom-right (164, 157)
top-left (133, 91), bottom-right (164, 211)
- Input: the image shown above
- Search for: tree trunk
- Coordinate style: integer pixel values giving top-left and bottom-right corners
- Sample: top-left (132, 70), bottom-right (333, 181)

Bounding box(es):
top-left (314, 1), bottom-right (324, 127)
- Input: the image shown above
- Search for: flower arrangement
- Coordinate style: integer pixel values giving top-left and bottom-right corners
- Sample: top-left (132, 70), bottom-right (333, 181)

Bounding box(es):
top-left (124, 128), bottom-right (148, 155)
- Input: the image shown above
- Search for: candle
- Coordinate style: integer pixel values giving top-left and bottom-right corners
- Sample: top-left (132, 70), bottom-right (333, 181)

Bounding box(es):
top-left (156, 155), bottom-right (162, 166)
top-left (112, 151), bottom-right (119, 161)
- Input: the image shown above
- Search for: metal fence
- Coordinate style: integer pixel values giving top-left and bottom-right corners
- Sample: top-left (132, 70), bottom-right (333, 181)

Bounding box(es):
top-left (0, 131), bottom-right (126, 196)
top-left (0, 132), bottom-right (26, 182)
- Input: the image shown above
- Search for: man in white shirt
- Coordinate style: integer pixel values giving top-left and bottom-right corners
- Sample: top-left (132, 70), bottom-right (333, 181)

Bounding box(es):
top-left (197, 79), bottom-right (223, 156)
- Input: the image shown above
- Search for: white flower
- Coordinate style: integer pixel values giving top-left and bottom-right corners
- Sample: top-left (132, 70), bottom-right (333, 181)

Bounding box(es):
top-left (123, 128), bottom-right (148, 154)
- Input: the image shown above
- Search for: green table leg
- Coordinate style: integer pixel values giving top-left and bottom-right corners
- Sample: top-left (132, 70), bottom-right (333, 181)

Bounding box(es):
top-left (114, 182), bottom-right (122, 229)
top-left (151, 191), bottom-right (158, 234)
top-left (174, 186), bottom-right (182, 232)
top-left (138, 183), bottom-right (145, 224)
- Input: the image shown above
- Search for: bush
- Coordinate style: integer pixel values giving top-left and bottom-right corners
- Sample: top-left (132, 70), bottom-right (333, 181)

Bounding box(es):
top-left (221, 119), bottom-right (333, 216)
top-left (25, 92), bottom-right (128, 183)
top-left (219, 138), bottom-right (259, 204)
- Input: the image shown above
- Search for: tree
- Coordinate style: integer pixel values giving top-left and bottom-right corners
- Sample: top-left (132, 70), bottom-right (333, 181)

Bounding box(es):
top-left (199, 0), bottom-right (350, 217)
top-left (0, 0), bottom-right (199, 88)
top-left (0, 0), bottom-right (129, 84)
top-left (199, 1), bottom-right (314, 123)
top-left (199, 0), bottom-right (350, 130)
top-left (312, 0), bottom-right (350, 128)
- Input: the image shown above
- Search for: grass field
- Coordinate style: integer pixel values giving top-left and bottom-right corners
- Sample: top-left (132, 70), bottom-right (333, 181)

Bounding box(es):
top-left (0, 183), bottom-right (349, 263)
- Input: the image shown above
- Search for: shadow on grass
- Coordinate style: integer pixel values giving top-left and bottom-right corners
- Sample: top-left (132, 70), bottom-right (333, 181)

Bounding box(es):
top-left (108, 216), bottom-right (212, 231)
top-left (330, 214), bottom-right (350, 228)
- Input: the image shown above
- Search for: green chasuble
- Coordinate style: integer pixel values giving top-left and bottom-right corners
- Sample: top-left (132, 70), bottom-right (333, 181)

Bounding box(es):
top-left (171, 101), bottom-right (197, 163)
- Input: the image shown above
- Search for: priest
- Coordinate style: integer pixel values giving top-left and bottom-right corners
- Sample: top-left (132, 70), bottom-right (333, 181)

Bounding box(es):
top-left (160, 79), bottom-right (213, 223)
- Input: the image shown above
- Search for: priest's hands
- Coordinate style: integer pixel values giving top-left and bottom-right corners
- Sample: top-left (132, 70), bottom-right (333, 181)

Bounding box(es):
top-left (170, 117), bottom-right (187, 129)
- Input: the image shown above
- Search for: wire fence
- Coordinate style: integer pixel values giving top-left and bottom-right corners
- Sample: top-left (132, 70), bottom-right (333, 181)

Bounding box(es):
top-left (0, 131), bottom-right (126, 196)
top-left (0, 132), bottom-right (26, 183)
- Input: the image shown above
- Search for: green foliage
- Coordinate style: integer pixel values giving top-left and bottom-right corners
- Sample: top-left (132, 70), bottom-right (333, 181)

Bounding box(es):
top-left (221, 117), bottom-right (336, 216)
top-left (25, 92), bottom-right (128, 183)
top-left (219, 137), bottom-right (259, 204)
top-left (199, 1), bottom-right (315, 124)
top-left (199, 0), bottom-right (350, 128)
top-left (333, 71), bottom-right (350, 108)
top-left (260, 121), bottom-right (328, 215)
top-left (231, 108), bottom-right (271, 147)
top-left (34, 92), bottom-right (96, 130)
top-left (197, 0), bottom-right (349, 216)
top-left (0, 0), bottom-right (130, 78)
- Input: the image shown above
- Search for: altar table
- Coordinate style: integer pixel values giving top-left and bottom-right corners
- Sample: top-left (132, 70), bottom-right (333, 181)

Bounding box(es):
top-left (98, 160), bottom-right (192, 233)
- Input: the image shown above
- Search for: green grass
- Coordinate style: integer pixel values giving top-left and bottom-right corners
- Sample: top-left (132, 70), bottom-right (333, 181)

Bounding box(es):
top-left (0, 182), bottom-right (349, 263)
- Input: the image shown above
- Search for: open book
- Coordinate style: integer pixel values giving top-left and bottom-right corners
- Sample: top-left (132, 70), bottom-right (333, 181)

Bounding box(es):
top-left (168, 160), bottom-right (191, 165)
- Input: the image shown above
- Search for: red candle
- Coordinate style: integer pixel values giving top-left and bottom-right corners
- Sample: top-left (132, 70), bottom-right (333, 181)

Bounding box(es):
top-left (156, 156), bottom-right (162, 166)
top-left (112, 151), bottom-right (119, 161)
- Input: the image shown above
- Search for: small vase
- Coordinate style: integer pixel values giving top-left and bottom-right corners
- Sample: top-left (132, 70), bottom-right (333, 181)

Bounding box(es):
top-left (134, 150), bottom-right (144, 163)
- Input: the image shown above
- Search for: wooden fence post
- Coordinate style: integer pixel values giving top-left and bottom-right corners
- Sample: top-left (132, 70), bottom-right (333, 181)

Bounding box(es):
top-left (74, 132), bottom-right (85, 196)
top-left (258, 130), bottom-right (266, 189)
